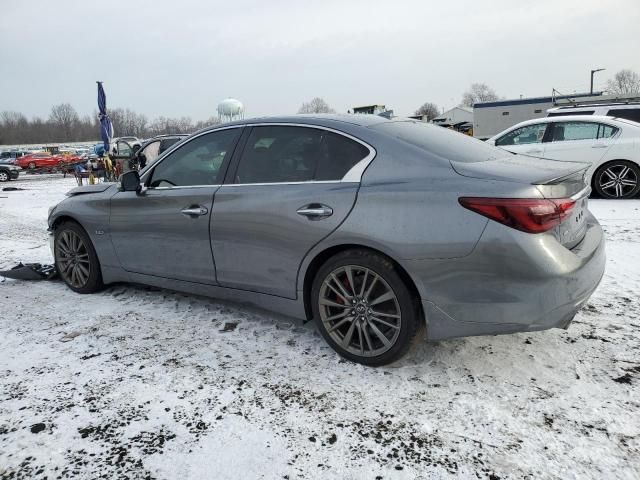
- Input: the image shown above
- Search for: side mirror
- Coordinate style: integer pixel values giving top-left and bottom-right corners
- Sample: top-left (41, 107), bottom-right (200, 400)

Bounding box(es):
top-left (120, 170), bottom-right (141, 193)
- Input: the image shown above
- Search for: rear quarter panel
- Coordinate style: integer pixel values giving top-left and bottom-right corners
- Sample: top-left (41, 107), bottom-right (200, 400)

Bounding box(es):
top-left (297, 131), bottom-right (548, 299)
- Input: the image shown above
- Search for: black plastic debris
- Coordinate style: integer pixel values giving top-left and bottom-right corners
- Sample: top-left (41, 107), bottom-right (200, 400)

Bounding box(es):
top-left (0, 263), bottom-right (57, 280)
top-left (220, 322), bottom-right (238, 332)
top-left (2, 187), bottom-right (26, 191)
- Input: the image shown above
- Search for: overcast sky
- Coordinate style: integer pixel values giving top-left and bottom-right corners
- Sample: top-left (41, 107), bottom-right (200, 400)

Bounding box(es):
top-left (1, 0), bottom-right (639, 120)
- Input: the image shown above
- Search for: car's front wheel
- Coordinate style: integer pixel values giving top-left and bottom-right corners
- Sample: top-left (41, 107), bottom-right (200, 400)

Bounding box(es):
top-left (54, 221), bottom-right (103, 293)
top-left (0, 171), bottom-right (9, 182)
top-left (311, 250), bottom-right (421, 366)
top-left (593, 161), bottom-right (640, 199)
top-left (28, 162), bottom-right (36, 169)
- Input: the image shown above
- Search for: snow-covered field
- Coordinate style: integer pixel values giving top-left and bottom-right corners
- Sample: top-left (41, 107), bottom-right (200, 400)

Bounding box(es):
top-left (1, 174), bottom-right (639, 480)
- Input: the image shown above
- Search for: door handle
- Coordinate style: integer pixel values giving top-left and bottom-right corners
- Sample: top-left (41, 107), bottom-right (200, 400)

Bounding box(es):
top-left (591, 144), bottom-right (608, 148)
top-left (526, 149), bottom-right (543, 154)
top-left (181, 205), bottom-right (208, 217)
top-left (297, 203), bottom-right (333, 219)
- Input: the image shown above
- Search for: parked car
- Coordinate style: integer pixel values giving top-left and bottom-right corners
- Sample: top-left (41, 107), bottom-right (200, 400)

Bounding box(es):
top-left (110, 134), bottom-right (188, 171)
top-left (0, 160), bottom-right (20, 181)
top-left (0, 151), bottom-right (27, 163)
top-left (487, 115), bottom-right (640, 199)
top-left (16, 152), bottom-right (63, 170)
top-left (547, 102), bottom-right (640, 123)
top-left (48, 115), bottom-right (605, 365)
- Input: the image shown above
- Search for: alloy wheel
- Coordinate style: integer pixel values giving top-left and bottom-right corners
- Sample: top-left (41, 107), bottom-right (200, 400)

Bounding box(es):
top-left (0, 171), bottom-right (8, 182)
top-left (56, 230), bottom-right (92, 289)
top-left (598, 164), bottom-right (638, 198)
top-left (318, 265), bottom-right (402, 357)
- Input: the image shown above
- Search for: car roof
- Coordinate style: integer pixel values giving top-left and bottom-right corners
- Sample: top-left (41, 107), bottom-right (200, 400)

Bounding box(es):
top-left (198, 113), bottom-right (392, 132)
top-left (549, 103), bottom-right (640, 111)
top-left (510, 115), bottom-right (624, 127)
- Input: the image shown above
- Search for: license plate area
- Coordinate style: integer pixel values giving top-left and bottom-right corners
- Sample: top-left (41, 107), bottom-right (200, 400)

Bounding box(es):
top-left (559, 195), bottom-right (588, 248)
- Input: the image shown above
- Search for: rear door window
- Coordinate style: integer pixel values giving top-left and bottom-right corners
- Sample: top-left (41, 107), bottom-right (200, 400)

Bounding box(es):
top-left (597, 124), bottom-right (619, 139)
top-left (549, 122), bottom-right (599, 142)
top-left (233, 126), bottom-right (369, 184)
top-left (496, 124), bottom-right (548, 146)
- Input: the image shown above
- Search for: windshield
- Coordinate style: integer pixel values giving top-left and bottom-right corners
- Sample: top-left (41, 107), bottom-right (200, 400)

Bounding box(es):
top-left (372, 120), bottom-right (505, 163)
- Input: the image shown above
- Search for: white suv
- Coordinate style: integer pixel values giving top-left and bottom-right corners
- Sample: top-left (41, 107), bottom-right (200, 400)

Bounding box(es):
top-left (547, 103), bottom-right (640, 123)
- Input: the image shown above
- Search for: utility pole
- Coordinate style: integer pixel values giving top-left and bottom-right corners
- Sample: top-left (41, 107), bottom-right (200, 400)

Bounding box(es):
top-left (590, 68), bottom-right (605, 95)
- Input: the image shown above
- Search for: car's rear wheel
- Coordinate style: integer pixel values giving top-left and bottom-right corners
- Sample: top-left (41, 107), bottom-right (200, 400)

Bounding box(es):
top-left (54, 222), bottom-right (103, 293)
top-left (311, 250), bottom-right (421, 366)
top-left (0, 171), bottom-right (9, 182)
top-left (593, 161), bottom-right (640, 199)
top-left (28, 162), bottom-right (36, 170)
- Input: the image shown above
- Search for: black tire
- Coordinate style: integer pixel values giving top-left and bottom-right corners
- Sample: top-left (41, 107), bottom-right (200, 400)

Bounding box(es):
top-left (0, 171), bottom-right (9, 182)
top-left (593, 161), bottom-right (640, 199)
top-left (311, 249), bottom-right (421, 366)
top-left (54, 221), bottom-right (104, 293)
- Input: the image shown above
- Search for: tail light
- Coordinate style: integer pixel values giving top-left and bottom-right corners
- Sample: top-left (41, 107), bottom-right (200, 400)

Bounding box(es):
top-left (459, 197), bottom-right (575, 234)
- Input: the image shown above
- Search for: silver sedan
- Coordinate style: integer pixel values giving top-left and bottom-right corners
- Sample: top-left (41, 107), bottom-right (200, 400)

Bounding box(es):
top-left (48, 115), bottom-right (605, 365)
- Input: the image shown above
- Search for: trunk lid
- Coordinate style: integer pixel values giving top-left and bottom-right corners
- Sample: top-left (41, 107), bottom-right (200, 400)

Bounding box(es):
top-left (450, 154), bottom-right (589, 194)
top-left (451, 155), bottom-right (591, 248)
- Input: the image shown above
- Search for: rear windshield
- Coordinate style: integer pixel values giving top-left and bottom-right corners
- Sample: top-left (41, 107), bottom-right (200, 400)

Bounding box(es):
top-left (372, 121), bottom-right (504, 163)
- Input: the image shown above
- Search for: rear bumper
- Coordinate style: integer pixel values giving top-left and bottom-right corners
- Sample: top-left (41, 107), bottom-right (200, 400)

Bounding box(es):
top-left (408, 213), bottom-right (606, 340)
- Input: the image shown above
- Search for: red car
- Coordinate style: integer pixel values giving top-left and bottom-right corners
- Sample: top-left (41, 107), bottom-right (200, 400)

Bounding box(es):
top-left (16, 153), bottom-right (68, 170)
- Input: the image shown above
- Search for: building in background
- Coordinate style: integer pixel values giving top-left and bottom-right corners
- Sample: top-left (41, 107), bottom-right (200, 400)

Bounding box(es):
top-left (472, 92), bottom-right (603, 139)
top-left (351, 104), bottom-right (394, 118)
top-left (352, 104), bottom-right (387, 115)
top-left (431, 106), bottom-right (473, 135)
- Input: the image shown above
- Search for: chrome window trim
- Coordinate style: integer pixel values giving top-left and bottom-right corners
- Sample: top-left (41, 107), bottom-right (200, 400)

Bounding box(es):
top-left (223, 180), bottom-right (343, 187)
top-left (140, 121), bottom-right (376, 191)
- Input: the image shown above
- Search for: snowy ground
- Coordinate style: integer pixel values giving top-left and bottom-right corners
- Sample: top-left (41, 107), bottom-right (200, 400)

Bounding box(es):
top-left (0, 174), bottom-right (639, 480)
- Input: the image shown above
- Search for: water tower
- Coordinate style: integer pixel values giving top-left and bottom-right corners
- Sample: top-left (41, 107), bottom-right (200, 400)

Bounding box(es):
top-left (217, 98), bottom-right (244, 122)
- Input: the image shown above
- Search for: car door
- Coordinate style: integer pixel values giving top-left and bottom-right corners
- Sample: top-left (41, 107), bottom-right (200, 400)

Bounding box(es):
top-left (137, 139), bottom-right (161, 169)
top-left (542, 121), bottom-right (618, 164)
top-left (109, 127), bottom-right (242, 284)
top-left (493, 123), bottom-right (549, 156)
top-left (111, 140), bottom-right (135, 173)
top-left (210, 124), bottom-right (373, 299)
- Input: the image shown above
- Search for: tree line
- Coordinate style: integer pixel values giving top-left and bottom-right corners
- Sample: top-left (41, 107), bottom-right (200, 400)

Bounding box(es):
top-left (3, 70), bottom-right (639, 146)
top-left (0, 104), bottom-right (220, 146)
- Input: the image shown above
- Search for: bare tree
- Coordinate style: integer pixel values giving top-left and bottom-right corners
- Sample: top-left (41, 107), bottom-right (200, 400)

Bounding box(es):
top-left (606, 69), bottom-right (640, 96)
top-left (414, 102), bottom-right (440, 120)
top-left (49, 103), bottom-right (79, 140)
top-left (461, 83), bottom-right (499, 107)
top-left (298, 97), bottom-right (335, 114)
top-left (194, 116), bottom-right (221, 130)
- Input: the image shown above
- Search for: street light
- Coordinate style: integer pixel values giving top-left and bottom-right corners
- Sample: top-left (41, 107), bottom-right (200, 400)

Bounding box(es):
top-left (590, 68), bottom-right (605, 95)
